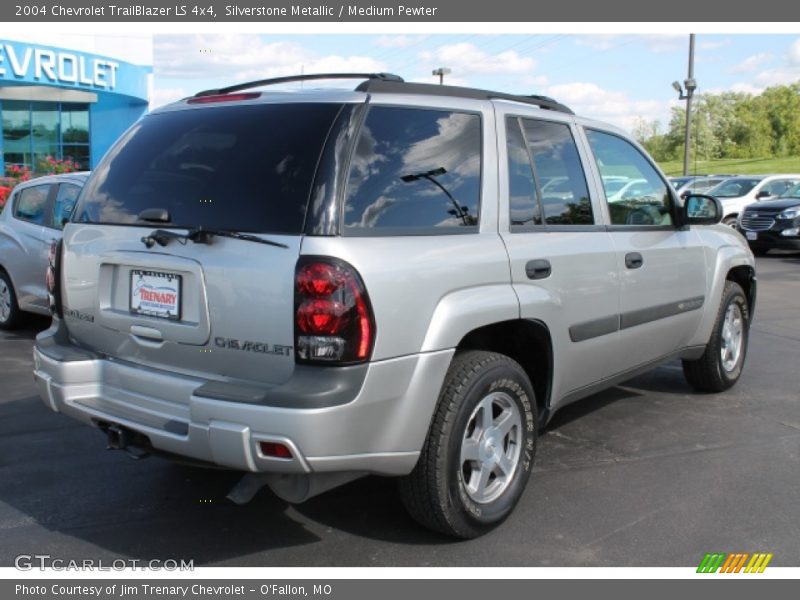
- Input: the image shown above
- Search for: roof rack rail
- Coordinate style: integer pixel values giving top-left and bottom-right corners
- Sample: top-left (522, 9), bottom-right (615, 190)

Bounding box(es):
top-left (195, 72), bottom-right (405, 97)
top-left (355, 79), bottom-right (573, 114)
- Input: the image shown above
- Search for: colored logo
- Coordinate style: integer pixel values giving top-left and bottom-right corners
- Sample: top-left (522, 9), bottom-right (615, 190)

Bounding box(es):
top-left (697, 552), bottom-right (773, 573)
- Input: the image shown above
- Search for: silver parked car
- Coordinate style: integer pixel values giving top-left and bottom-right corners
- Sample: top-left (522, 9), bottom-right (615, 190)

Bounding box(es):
top-left (0, 172), bottom-right (88, 329)
top-left (33, 74), bottom-right (755, 538)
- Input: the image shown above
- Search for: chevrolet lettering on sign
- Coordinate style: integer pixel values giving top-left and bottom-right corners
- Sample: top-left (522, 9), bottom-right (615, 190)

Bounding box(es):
top-left (0, 43), bottom-right (118, 90)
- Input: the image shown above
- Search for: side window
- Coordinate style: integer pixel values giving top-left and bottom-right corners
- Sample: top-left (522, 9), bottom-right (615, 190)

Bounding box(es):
top-left (506, 117), bottom-right (541, 226)
top-left (695, 178), bottom-right (725, 193)
top-left (762, 179), bottom-right (799, 198)
top-left (13, 184), bottom-right (51, 226)
top-left (586, 129), bottom-right (673, 227)
top-left (51, 184), bottom-right (81, 230)
top-left (519, 118), bottom-right (593, 225)
top-left (344, 106), bottom-right (481, 232)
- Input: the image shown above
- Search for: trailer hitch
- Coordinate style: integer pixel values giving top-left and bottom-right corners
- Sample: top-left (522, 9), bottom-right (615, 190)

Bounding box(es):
top-left (103, 423), bottom-right (150, 460)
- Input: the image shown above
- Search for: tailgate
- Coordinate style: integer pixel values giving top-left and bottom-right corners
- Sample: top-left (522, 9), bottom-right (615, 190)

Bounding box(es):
top-left (61, 225), bottom-right (300, 385)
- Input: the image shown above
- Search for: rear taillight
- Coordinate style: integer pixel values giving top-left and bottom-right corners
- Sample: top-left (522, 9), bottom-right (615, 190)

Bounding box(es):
top-left (294, 257), bottom-right (375, 364)
top-left (46, 239), bottom-right (63, 318)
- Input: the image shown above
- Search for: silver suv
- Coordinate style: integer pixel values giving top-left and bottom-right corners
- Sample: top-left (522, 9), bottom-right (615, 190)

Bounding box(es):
top-left (33, 74), bottom-right (756, 538)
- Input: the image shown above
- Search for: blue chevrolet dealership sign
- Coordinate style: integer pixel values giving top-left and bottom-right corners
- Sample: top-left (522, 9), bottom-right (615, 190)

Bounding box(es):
top-left (0, 39), bottom-right (149, 99)
top-left (0, 38), bottom-right (151, 170)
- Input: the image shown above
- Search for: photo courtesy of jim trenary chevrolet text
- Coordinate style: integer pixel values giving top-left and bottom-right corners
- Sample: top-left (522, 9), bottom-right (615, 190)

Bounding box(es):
top-left (0, 0), bottom-right (798, 595)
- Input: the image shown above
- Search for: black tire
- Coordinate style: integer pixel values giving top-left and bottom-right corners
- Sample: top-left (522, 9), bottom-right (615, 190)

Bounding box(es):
top-left (0, 270), bottom-right (24, 330)
top-left (399, 350), bottom-right (537, 538)
top-left (682, 281), bottom-right (749, 393)
top-left (722, 215), bottom-right (737, 228)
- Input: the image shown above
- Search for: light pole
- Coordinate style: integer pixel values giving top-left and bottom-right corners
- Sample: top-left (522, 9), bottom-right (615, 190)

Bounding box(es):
top-left (401, 167), bottom-right (473, 225)
top-left (672, 34), bottom-right (697, 177)
top-left (432, 67), bottom-right (451, 85)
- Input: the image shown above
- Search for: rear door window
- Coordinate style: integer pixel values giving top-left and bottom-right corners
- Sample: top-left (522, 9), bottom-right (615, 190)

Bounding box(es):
top-left (506, 117), bottom-right (541, 226)
top-left (344, 106), bottom-right (481, 233)
top-left (14, 184), bottom-right (51, 225)
top-left (518, 118), bottom-right (593, 225)
top-left (74, 103), bottom-right (344, 234)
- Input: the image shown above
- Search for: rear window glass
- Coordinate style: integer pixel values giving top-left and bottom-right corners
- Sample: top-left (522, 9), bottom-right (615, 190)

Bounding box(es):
top-left (14, 184), bottom-right (51, 225)
top-left (344, 106), bottom-right (481, 232)
top-left (74, 103), bottom-right (343, 233)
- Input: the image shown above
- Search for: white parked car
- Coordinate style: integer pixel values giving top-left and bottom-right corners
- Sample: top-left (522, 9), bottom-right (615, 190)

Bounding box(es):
top-left (672, 176), bottom-right (732, 197)
top-left (707, 174), bottom-right (800, 227)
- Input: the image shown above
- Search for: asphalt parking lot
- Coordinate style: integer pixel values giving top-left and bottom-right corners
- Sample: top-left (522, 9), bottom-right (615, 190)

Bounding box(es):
top-left (1, 254), bottom-right (798, 568)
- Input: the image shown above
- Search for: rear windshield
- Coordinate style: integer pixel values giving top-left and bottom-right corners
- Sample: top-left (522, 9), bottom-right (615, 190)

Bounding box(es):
top-left (74, 103), bottom-right (343, 233)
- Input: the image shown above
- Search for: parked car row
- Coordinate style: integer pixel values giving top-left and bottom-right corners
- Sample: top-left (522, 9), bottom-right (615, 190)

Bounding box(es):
top-left (668, 174), bottom-right (735, 197)
top-left (706, 174), bottom-right (800, 227)
top-left (669, 172), bottom-right (800, 255)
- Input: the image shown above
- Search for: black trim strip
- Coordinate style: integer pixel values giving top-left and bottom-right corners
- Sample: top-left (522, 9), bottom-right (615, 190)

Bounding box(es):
top-left (568, 296), bottom-right (705, 342)
top-left (620, 296), bottom-right (705, 330)
top-left (569, 315), bottom-right (620, 342)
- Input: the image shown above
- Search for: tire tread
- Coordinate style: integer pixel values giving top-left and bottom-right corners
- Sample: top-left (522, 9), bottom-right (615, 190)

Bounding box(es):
top-left (682, 281), bottom-right (748, 393)
top-left (0, 270), bottom-right (24, 330)
top-left (399, 350), bottom-right (524, 538)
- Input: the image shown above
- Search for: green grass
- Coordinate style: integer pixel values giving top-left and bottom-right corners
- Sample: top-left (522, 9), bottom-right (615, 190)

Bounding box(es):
top-left (658, 156), bottom-right (800, 176)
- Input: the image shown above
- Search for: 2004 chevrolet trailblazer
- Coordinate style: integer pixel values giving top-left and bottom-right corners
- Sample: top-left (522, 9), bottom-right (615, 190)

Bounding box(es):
top-left (33, 74), bottom-right (756, 538)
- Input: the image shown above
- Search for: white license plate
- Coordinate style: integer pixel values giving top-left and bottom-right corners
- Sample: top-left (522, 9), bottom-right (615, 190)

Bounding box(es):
top-left (746, 231), bottom-right (758, 241)
top-left (130, 269), bottom-right (182, 320)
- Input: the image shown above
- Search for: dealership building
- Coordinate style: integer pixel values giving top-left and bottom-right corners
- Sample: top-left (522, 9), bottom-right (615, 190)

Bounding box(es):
top-left (0, 34), bottom-right (152, 173)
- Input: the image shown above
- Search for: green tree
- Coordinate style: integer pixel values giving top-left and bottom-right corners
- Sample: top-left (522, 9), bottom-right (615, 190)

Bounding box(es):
top-left (638, 82), bottom-right (800, 162)
top-left (631, 118), bottom-right (671, 161)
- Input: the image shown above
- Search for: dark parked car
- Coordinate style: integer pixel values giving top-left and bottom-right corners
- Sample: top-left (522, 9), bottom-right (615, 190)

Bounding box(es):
top-left (737, 183), bottom-right (800, 255)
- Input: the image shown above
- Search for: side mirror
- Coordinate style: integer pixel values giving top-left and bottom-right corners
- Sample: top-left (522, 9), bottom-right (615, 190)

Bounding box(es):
top-left (683, 194), bottom-right (722, 225)
top-left (756, 190), bottom-right (771, 199)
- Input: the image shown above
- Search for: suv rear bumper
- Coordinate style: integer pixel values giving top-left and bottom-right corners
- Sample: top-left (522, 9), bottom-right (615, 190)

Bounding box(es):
top-left (33, 323), bottom-right (453, 477)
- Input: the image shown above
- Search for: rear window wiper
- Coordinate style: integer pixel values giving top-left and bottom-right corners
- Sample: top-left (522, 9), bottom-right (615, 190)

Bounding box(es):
top-left (141, 226), bottom-right (288, 249)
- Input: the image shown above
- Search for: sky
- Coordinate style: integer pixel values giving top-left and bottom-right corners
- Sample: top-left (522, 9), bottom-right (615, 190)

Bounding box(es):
top-left (151, 33), bottom-right (800, 133)
top-left (5, 31), bottom-right (798, 134)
